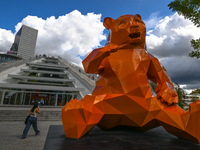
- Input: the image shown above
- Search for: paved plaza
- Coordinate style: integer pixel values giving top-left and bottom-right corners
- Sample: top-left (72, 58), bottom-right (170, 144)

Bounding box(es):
top-left (1, 120), bottom-right (200, 150)
top-left (0, 121), bottom-right (62, 150)
top-left (1, 106), bottom-right (200, 150)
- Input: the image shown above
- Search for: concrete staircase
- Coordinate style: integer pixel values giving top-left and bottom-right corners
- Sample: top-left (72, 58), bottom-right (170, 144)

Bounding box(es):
top-left (0, 106), bottom-right (62, 121)
top-left (0, 57), bottom-right (39, 73)
top-left (59, 58), bottom-right (96, 87)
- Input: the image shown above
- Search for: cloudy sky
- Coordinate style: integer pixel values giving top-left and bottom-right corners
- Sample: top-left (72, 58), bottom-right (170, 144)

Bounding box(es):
top-left (0, 0), bottom-right (200, 93)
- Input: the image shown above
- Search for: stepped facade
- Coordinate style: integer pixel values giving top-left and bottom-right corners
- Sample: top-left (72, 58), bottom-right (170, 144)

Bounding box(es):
top-left (0, 57), bottom-right (95, 107)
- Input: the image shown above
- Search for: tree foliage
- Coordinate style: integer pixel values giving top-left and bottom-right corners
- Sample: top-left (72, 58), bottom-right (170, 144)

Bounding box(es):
top-left (168, 0), bottom-right (200, 59)
top-left (149, 81), bottom-right (157, 92)
top-left (190, 88), bottom-right (200, 94)
top-left (189, 38), bottom-right (200, 58)
top-left (168, 0), bottom-right (200, 27)
top-left (176, 86), bottom-right (185, 109)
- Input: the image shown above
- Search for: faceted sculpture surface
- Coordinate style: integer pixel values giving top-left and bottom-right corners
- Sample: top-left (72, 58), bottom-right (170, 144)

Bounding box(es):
top-left (62, 14), bottom-right (200, 144)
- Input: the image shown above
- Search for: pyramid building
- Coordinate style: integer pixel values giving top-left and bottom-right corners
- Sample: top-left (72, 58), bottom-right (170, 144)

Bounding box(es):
top-left (0, 56), bottom-right (95, 106)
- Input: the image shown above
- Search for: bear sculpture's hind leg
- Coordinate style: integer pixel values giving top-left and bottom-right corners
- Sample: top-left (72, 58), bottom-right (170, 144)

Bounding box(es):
top-left (62, 95), bottom-right (104, 139)
top-left (156, 100), bottom-right (200, 144)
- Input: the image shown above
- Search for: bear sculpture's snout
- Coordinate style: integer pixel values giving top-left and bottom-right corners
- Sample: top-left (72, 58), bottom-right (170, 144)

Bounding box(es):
top-left (129, 32), bottom-right (140, 39)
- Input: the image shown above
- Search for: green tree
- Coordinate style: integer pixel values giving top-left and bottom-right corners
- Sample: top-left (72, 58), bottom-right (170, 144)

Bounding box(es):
top-left (168, 0), bottom-right (200, 58)
top-left (174, 83), bottom-right (185, 108)
top-left (149, 81), bottom-right (157, 91)
top-left (176, 87), bottom-right (185, 108)
top-left (190, 88), bottom-right (200, 94)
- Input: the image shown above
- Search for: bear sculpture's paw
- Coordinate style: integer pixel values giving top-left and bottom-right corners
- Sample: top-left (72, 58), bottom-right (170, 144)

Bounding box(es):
top-left (181, 100), bottom-right (200, 143)
top-left (62, 97), bottom-right (103, 139)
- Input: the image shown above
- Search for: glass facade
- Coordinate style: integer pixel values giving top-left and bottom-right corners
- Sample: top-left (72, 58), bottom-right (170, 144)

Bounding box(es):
top-left (0, 56), bottom-right (16, 64)
top-left (1, 90), bottom-right (77, 106)
top-left (0, 91), bottom-right (4, 104)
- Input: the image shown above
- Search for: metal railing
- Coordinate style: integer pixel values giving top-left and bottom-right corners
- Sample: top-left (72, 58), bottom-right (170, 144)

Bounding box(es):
top-left (0, 57), bottom-right (42, 73)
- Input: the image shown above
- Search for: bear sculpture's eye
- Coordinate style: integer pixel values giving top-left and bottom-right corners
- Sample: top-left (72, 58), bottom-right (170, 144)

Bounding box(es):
top-left (118, 20), bottom-right (127, 28)
top-left (135, 18), bottom-right (144, 24)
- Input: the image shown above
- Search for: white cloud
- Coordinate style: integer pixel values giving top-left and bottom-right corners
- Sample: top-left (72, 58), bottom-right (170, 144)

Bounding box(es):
top-left (0, 29), bottom-right (14, 53)
top-left (146, 12), bottom-right (200, 92)
top-left (144, 12), bottom-right (162, 30)
top-left (171, 24), bottom-right (200, 39)
top-left (0, 10), bottom-right (106, 66)
top-left (146, 34), bottom-right (167, 49)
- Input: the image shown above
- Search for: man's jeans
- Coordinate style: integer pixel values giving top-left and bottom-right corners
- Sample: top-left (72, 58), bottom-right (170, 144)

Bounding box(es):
top-left (22, 116), bottom-right (40, 138)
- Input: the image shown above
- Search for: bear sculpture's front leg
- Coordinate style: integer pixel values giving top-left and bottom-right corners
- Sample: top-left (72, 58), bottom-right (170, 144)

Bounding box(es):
top-left (62, 95), bottom-right (104, 139)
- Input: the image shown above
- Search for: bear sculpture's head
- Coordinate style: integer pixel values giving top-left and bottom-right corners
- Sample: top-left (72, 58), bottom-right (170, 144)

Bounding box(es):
top-left (103, 14), bottom-right (146, 47)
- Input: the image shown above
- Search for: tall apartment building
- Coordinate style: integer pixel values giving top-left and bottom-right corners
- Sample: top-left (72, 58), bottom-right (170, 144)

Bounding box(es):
top-left (10, 25), bottom-right (38, 59)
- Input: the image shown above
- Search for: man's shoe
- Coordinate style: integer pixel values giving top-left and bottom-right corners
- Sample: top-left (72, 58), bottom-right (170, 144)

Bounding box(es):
top-left (36, 131), bottom-right (40, 135)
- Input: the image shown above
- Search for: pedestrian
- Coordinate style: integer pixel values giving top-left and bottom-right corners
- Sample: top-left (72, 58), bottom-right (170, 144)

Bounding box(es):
top-left (32, 99), bottom-right (35, 105)
top-left (38, 101), bottom-right (41, 106)
top-left (22, 103), bottom-right (40, 139)
top-left (40, 98), bottom-right (44, 106)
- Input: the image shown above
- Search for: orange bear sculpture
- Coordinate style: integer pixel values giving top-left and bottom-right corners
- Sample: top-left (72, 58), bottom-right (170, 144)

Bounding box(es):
top-left (62, 14), bottom-right (200, 144)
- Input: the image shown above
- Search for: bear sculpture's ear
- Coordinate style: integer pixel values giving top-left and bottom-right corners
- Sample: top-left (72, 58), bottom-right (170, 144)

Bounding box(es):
top-left (135, 14), bottom-right (141, 19)
top-left (103, 17), bottom-right (114, 29)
